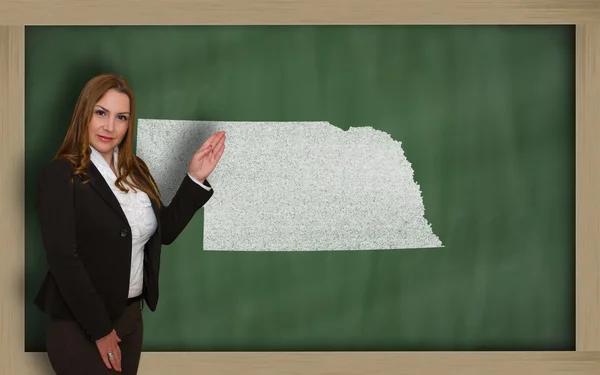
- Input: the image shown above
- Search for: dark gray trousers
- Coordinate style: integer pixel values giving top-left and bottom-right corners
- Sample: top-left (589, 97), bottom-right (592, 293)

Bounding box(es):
top-left (46, 299), bottom-right (144, 375)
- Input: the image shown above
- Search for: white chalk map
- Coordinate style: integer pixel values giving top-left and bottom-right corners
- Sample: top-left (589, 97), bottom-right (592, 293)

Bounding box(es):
top-left (136, 119), bottom-right (443, 251)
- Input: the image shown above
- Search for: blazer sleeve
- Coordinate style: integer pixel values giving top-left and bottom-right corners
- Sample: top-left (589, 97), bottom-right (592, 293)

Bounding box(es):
top-left (36, 158), bottom-right (113, 341)
top-left (159, 173), bottom-right (214, 245)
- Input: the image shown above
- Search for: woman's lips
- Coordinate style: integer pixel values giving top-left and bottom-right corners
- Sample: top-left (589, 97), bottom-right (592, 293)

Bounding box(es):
top-left (98, 135), bottom-right (113, 142)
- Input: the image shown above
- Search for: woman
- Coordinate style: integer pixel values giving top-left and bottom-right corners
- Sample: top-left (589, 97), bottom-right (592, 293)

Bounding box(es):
top-left (34, 73), bottom-right (225, 374)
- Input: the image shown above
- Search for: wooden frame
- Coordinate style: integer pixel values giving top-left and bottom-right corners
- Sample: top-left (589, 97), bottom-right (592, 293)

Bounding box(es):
top-left (1, 1), bottom-right (599, 374)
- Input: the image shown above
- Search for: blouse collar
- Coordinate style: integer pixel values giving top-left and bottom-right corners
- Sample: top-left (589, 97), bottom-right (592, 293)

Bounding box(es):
top-left (90, 144), bottom-right (119, 176)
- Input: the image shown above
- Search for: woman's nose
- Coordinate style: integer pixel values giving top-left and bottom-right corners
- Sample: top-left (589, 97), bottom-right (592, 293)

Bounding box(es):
top-left (104, 118), bottom-right (115, 131)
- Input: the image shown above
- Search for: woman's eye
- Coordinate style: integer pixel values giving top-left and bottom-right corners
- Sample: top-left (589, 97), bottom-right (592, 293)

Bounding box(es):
top-left (118, 116), bottom-right (128, 121)
top-left (95, 109), bottom-right (105, 116)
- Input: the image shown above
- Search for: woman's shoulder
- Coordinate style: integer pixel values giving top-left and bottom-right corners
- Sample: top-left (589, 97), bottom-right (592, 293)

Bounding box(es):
top-left (42, 156), bottom-right (75, 173)
top-left (38, 156), bottom-right (78, 184)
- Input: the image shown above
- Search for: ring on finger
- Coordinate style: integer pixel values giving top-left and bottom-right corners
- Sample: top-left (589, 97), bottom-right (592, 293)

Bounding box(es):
top-left (108, 352), bottom-right (115, 360)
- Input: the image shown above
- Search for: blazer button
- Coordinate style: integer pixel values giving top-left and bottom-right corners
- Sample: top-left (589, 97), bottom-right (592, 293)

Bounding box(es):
top-left (120, 229), bottom-right (128, 238)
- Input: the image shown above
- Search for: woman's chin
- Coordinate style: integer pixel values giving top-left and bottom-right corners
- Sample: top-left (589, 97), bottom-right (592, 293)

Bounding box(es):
top-left (90, 141), bottom-right (115, 153)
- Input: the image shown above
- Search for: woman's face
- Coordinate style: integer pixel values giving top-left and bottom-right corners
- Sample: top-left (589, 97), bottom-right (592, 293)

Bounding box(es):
top-left (88, 88), bottom-right (130, 158)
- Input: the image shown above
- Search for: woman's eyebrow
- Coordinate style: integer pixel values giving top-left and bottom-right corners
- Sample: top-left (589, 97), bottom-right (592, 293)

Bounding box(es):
top-left (95, 105), bottom-right (130, 115)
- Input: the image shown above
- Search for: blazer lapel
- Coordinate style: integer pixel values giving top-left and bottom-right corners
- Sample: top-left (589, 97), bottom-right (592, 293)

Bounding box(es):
top-left (86, 162), bottom-right (128, 224)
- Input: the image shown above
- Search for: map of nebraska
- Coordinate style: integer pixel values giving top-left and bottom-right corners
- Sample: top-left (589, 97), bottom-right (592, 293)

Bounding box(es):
top-left (137, 120), bottom-right (443, 251)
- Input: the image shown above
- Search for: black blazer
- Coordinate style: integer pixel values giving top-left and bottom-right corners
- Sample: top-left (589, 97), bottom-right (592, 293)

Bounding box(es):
top-left (34, 156), bottom-right (214, 341)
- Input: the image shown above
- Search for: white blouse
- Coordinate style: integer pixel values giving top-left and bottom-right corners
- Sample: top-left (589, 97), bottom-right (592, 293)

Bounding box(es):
top-left (89, 145), bottom-right (210, 298)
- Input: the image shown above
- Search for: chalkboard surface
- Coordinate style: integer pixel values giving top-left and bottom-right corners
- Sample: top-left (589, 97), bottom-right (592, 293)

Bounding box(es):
top-left (25, 25), bottom-right (575, 351)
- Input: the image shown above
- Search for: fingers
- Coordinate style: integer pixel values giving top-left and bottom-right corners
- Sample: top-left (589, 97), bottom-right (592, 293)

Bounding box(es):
top-left (100, 348), bottom-right (112, 370)
top-left (107, 346), bottom-right (122, 372)
top-left (97, 334), bottom-right (113, 370)
top-left (206, 131), bottom-right (225, 150)
top-left (196, 138), bottom-right (212, 154)
top-left (97, 332), bottom-right (123, 372)
top-left (194, 145), bottom-right (212, 161)
top-left (195, 132), bottom-right (217, 152)
top-left (196, 132), bottom-right (225, 162)
top-left (115, 333), bottom-right (123, 371)
top-left (211, 137), bottom-right (225, 163)
top-left (201, 131), bottom-right (224, 149)
top-left (203, 131), bottom-right (219, 145)
top-left (209, 133), bottom-right (226, 160)
top-left (114, 345), bottom-right (122, 372)
top-left (195, 131), bottom-right (224, 158)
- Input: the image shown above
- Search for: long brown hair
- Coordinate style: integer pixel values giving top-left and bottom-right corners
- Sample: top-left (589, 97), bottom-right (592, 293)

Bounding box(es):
top-left (54, 73), bottom-right (162, 207)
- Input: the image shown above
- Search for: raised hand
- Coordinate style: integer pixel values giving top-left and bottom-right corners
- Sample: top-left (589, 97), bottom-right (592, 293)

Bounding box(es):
top-left (96, 329), bottom-right (122, 372)
top-left (188, 131), bottom-right (226, 183)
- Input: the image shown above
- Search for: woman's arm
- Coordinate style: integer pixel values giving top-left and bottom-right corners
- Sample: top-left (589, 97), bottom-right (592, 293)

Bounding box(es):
top-left (159, 173), bottom-right (214, 245)
top-left (36, 158), bottom-right (113, 341)
top-left (144, 130), bottom-right (224, 245)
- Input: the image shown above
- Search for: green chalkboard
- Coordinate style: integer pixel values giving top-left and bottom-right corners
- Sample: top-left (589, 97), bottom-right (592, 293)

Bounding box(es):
top-left (25, 25), bottom-right (575, 352)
